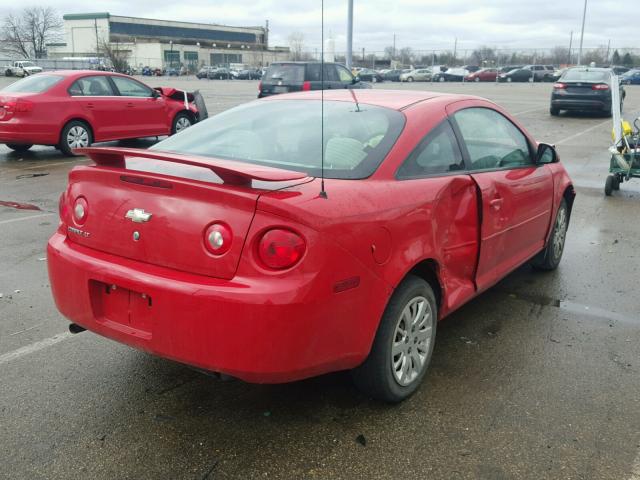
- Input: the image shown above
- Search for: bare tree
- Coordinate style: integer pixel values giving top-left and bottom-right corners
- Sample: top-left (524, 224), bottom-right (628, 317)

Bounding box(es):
top-left (398, 47), bottom-right (414, 66)
top-left (1, 7), bottom-right (62, 59)
top-left (288, 32), bottom-right (305, 61)
top-left (384, 46), bottom-right (395, 60)
top-left (99, 40), bottom-right (129, 73)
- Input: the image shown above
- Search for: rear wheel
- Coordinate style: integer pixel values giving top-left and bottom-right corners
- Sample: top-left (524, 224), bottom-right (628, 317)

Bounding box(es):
top-left (507, 77), bottom-right (512, 83)
top-left (59, 120), bottom-right (92, 156)
top-left (6, 143), bottom-right (33, 152)
top-left (352, 275), bottom-right (437, 403)
top-left (475, 77), bottom-right (480, 82)
top-left (531, 199), bottom-right (568, 270)
top-left (550, 107), bottom-right (560, 116)
top-left (605, 175), bottom-right (615, 196)
top-left (407, 77), bottom-right (414, 82)
top-left (172, 112), bottom-right (193, 135)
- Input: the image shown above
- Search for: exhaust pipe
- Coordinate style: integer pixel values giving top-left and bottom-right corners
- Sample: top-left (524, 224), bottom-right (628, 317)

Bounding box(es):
top-left (68, 323), bottom-right (86, 334)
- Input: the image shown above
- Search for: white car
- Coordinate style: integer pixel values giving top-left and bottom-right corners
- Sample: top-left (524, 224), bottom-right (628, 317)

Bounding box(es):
top-left (5, 61), bottom-right (43, 77)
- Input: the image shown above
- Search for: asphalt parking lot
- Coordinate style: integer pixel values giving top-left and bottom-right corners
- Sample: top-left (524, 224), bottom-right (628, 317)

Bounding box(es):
top-left (1, 76), bottom-right (639, 480)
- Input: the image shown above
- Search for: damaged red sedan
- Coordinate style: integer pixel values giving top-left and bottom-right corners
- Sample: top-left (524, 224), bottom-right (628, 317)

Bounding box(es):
top-left (48, 90), bottom-right (574, 402)
top-left (0, 71), bottom-right (202, 155)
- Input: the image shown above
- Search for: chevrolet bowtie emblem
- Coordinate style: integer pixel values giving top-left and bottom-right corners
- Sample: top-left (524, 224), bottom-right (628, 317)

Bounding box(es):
top-left (125, 208), bottom-right (152, 223)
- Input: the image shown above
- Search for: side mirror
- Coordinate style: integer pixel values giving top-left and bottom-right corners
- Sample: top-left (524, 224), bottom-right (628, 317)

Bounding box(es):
top-left (151, 89), bottom-right (161, 99)
top-left (536, 143), bottom-right (557, 164)
top-left (352, 76), bottom-right (360, 84)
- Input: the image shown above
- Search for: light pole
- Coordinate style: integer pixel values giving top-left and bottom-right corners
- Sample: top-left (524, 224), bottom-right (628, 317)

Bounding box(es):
top-left (169, 40), bottom-right (173, 69)
top-left (577, 0), bottom-right (587, 65)
top-left (346, 0), bottom-right (353, 69)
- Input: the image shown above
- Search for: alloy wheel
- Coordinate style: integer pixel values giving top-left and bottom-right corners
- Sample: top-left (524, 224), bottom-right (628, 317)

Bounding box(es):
top-left (175, 117), bottom-right (192, 133)
top-left (391, 296), bottom-right (434, 386)
top-left (552, 206), bottom-right (567, 262)
top-left (66, 126), bottom-right (89, 149)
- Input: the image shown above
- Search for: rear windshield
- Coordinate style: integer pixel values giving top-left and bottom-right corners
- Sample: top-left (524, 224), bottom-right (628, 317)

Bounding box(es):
top-left (263, 64), bottom-right (304, 84)
top-left (2, 74), bottom-right (63, 93)
top-left (561, 69), bottom-right (610, 82)
top-left (151, 99), bottom-right (405, 180)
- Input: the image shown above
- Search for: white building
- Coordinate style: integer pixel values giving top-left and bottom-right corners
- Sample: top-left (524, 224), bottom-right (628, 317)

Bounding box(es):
top-left (47, 12), bottom-right (290, 71)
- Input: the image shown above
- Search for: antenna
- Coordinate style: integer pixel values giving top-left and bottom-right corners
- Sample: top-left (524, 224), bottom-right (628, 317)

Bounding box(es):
top-left (319, 0), bottom-right (327, 198)
top-left (349, 88), bottom-right (361, 112)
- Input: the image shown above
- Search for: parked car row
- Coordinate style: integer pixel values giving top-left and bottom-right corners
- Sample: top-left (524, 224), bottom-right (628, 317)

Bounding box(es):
top-left (196, 66), bottom-right (263, 80)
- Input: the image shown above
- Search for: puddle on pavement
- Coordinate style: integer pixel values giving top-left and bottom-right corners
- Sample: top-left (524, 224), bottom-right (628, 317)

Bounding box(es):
top-left (500, 290), bottom-right (638, 324)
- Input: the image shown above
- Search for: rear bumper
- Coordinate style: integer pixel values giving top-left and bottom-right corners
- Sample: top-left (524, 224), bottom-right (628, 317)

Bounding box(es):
top-left (0, 119), bottom-right (58, 145)
top-left (550, 98), bottom-right (609, 111)
top-left (47, 231), bottom-right (388, 383)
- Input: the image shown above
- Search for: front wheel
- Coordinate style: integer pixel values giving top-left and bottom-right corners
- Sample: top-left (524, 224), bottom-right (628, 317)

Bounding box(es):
top-left (550, 107), bottom-right (560, 116)
top-left (605, 175), bottom-right (615, 196)
top-left (6, 143), bottom-right (33, 152)
top-left (407, 77), bottom-right (414, 82)
top-left (531, 199), bottom-right (568, 270)
top-left (172, 112), bottom-right (193, 135)
top-left (507, 77), bottom-right (512, 83)
top-left (352, 275), bottom-right (437, 403)
top-left (475, 77), bottom-right (480, 82)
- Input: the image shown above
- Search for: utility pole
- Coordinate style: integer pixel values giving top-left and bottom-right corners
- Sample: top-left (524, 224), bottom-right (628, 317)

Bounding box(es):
top-left (453, 37), bottom-right (457, 62)
top-left (362, 47), bottom-right (365, 63)
top-left (346, 0), bottom-right (353, 69)
top-left (606, 39), bottom-right (611, 64)
top-left (393, 34), bottom-right (396, 58)
top-left (94, 18), bottom-right (99, 56)
top-left (568, 31), bottom-right (573, 65)
top-left (577, 0), bottom-right (587, 65)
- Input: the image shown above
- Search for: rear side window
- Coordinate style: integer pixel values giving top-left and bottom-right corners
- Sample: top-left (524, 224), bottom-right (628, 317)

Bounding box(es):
top-left (69, 76), bottom-right (115, 96)
top-left (453, 108), bottom-right (532, 170)
top-left (397, 121), bottom-right (464, 178)
top-left (2, 74), bottom-right (63, 93)
top-left (263, 64), bottom-right (304, 84)
top-left (111, 76), bottom-right (153, 97)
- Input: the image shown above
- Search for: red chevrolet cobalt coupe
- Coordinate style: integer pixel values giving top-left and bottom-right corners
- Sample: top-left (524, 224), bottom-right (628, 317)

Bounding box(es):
top-left (48, 90), bottom-right (574, 402)
top-left (0, 71), bottom-right (199, 155)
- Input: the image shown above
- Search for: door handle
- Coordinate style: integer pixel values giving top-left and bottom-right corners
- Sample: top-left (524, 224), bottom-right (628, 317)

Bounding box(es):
top-left (86, 102), bottom-right (94, 109)
top-left (489, 198), bottom-right (503, 210)
top-left (126, 102), bottom-right (134, 108)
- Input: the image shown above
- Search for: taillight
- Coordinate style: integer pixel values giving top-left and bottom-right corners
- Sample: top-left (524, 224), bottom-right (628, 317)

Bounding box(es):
top-left (73, 197), bottom-right (88, 225)
top-left (592, 83), bottom-right (609, 90)
top-left (258, 80), bottom-right (262, 91)
top-left (0, 97), bottom-right (33, 119)
top-left (302, 81), bottom-right (311, 91)
top-left (58, 193), bottom-right (67, 221)
top-left (257, 228), bottom-right (306, 269)
top-left (204, 222), bottom-right (232, 255)
top-left (553, 83), bottom-right (567, 89)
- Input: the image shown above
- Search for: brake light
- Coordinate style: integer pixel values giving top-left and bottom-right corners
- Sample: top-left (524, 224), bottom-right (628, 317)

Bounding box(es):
top-left (58, 193), bottom-right (67, 221)
top-left (553, 83), bottom-right (567, 90)
top-left (0, 97), bottom-right (33, 119)
top-left (257, 229), bottom-right (306, 269)
top-left (204, 222), bottom-right (232, 255)
top-left (258, 80), bottom-right (262, 91)
top-left (73, 197), bottom-right (88, 225)
top-left (302, 81), bottom-right (311, 91)
top-left (592, 83), bottom-right (609, 90)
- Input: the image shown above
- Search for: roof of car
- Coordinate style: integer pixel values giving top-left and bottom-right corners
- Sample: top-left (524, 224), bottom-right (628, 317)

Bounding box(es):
top-left (39, 70), bottom-right (125, 77)
top-left (262, 89), bottom-right (479, 111)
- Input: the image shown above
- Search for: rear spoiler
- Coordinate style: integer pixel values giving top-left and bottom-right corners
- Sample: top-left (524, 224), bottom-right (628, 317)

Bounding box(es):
top-left (74, 147), bottom-right (309, 185)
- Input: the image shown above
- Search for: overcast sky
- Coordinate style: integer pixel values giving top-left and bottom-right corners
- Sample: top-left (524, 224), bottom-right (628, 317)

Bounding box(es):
top-left (0, 0), bottom-right (637, 54)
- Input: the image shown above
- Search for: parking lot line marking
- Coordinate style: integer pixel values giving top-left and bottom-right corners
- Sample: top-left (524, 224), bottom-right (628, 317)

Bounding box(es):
top-left (0, 161), bottom-right (83, 175)
top-left (512, 107), bottom-right (545, 115)
top-left (0, 213), bottom-right (54, 225)
top-left (554, 119), bottom-right (614, 146)
top-left (0, 331), bottom-right (72, 366)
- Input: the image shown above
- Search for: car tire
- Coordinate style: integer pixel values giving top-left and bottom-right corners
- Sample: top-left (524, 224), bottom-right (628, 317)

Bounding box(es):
top-left (171, 112), bottom-right (193, 135)
top-left (6, 143), bottom-right (33, 152)
top-left (5, 69), bottom-right (12, 77)
top-left (407, 77), bottom-right (414, 82)
top-left (531, 199), bottom-right (569, 271)
top-left (475, 77), bottom-right (480, 82)
top-left (351, 275), bottom-right (437, 403)
top-left (550, 107), bottom-right (560, 116)
top-left (605, 175), bottom-right (615, 196)
top-left (612, 175), bottom-right (621, 191)
top-left (59, 120), bottom-right (93, 156)
top-left (372, 77), bottom-right (377, 83)
top-left (507, 77), bottom-right (512, 83)
top-left (439, 77), bottom-right (445, 82)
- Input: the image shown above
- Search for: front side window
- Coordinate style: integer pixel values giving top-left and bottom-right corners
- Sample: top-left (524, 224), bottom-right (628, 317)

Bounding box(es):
top-left (337, 65), bottom-right (353, 83)
top-left (453, 108), bottom-right (532, 170)
top-left (397, 121), bottom-right (464, 179)
top-left (151, 100), bottom-right (405, 180)
top-left (69, 76), bottom-right (115, 96)
top-left (111, 77), bottom-right (153, 97)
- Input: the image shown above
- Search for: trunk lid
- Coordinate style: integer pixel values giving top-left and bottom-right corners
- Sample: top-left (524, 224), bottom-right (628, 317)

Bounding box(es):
top-left (63, 147), bottom-right (309, 279)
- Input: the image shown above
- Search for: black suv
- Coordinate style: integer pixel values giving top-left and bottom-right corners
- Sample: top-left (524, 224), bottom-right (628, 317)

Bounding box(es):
top-left (258, 62), bottom-right (371, 98)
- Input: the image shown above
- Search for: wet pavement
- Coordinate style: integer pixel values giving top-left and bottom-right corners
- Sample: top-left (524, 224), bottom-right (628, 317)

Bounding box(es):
top-left (1, 77), bottom-right (639, 480)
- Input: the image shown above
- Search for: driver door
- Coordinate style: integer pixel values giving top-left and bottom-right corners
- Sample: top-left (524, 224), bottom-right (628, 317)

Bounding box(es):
top-left (449, 104), bottom-right (553, 291)
top-left (109, 76), bottom-right (168, 137)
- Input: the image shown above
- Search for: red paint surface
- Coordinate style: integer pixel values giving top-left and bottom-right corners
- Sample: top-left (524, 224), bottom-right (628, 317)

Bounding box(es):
top-left (48, 90), bottom-right (574, 383)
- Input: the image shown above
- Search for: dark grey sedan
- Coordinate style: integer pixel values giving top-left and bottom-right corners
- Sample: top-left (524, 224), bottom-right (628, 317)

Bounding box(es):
top-left (550, 68), bottom-right (625, 116)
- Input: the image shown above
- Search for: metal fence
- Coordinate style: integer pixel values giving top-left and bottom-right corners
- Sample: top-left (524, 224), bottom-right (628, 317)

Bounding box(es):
top-left (0, 58), bottom-right (105, 75)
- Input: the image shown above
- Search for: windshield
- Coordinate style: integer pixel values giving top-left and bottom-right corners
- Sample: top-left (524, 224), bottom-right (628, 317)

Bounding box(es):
top-left (2, 74), bottom-right (63, 93)
top-left (263, 64), bottom-right (304, 84)
top-left (20, 62), bottom-right (35, 67)
top-left (151, 99), bottom-right (405, 179)
top-left (561, 69), bottom-right (610, 82)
